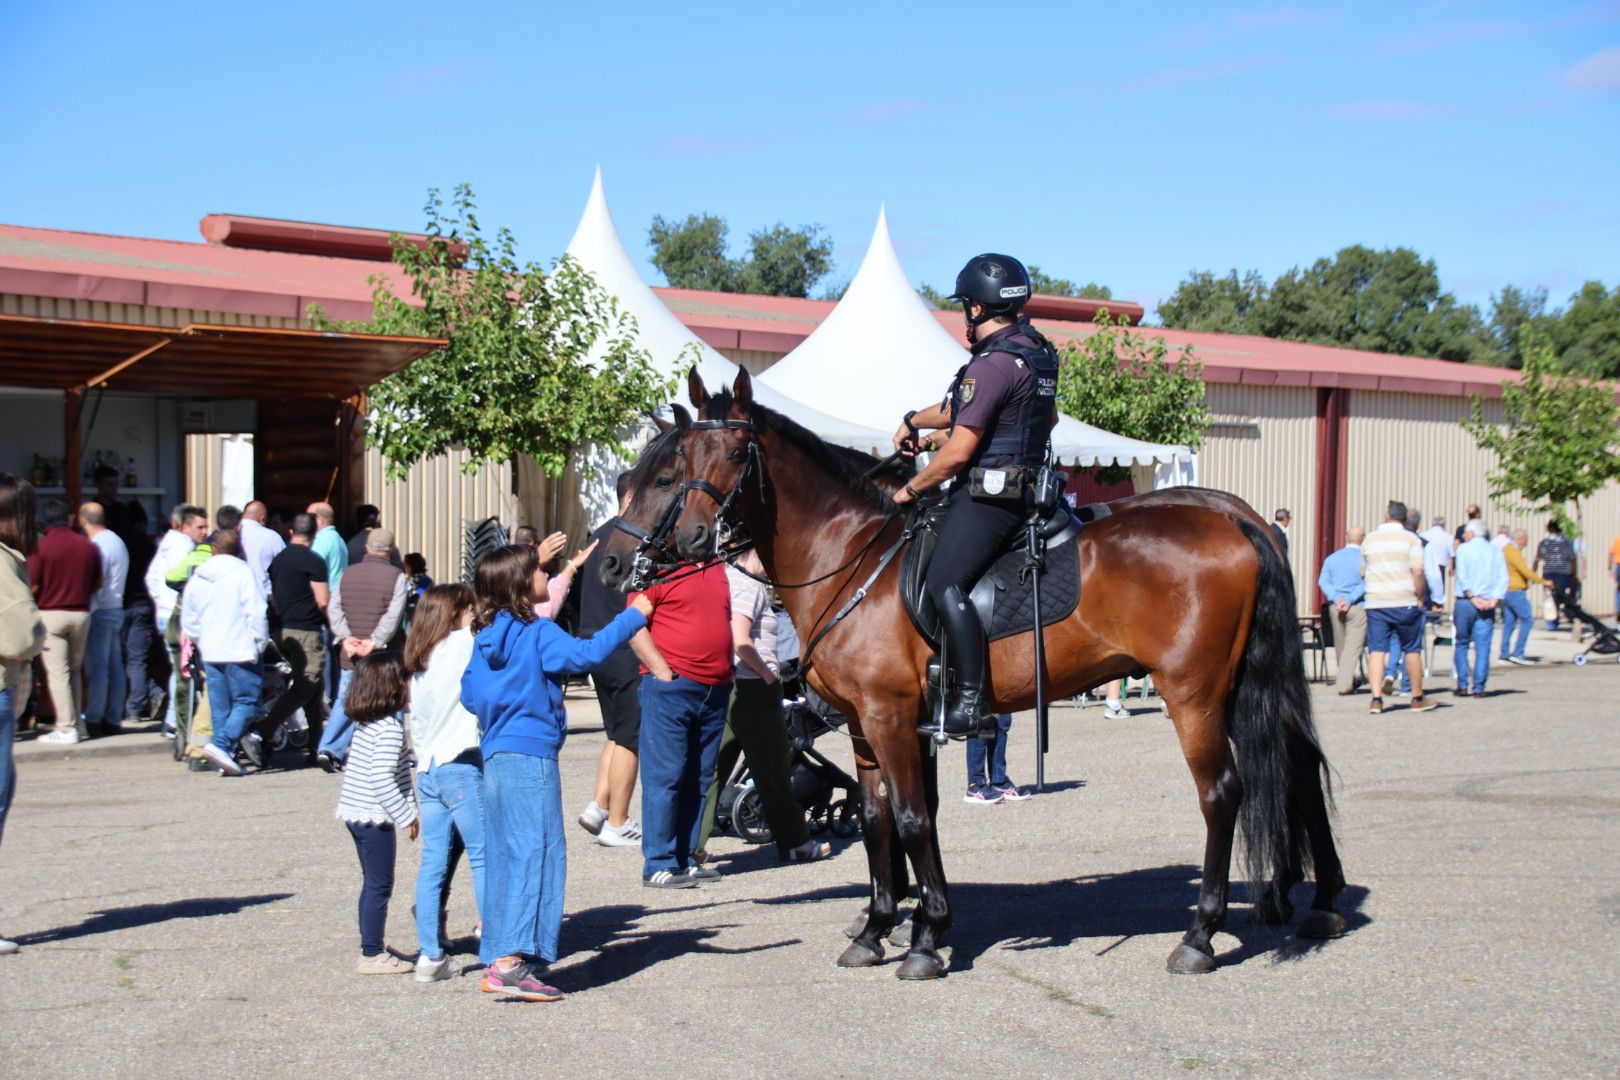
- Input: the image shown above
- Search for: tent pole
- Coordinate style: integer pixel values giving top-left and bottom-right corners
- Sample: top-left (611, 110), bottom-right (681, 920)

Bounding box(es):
top-left (64, 387), bottom-right (84, 508)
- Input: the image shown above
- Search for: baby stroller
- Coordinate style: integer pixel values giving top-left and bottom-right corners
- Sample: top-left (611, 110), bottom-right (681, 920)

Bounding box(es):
top-left (713, 660), bottom-right (862, 843)
top-left (240, 640), bottom-right (304, 767)
top-left (1565, 598), bottom-right (1620, 666)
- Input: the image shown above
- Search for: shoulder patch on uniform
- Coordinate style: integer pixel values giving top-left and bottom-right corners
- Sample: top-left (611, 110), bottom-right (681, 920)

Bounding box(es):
top-left (960, 378), bottom-right (975, 403)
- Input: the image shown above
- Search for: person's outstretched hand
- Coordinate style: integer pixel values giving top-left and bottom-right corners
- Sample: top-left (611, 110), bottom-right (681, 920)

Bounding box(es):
top-left (537, 531), bottom-right (568, 564)
top-left (568, 538), bottom-right (600, 573)
top-left (631, 593), bottom-right (655, 618)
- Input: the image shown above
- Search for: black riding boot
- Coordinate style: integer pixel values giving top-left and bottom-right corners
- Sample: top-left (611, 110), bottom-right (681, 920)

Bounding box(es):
top-left (920, 585), bottom-right (996, 740)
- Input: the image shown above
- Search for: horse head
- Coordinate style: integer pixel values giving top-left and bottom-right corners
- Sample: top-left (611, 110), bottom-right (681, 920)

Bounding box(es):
top-left (598, 367), bottom-right (759, 591)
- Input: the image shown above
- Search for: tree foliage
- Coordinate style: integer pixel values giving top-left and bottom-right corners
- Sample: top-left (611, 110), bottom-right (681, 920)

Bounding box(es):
top-left (1027, 265), bottom-right (1111, 300)
top-left (1463, 331), bottom-right (1620, 535)
top-left (647, 213), bottom-right (832, 298)
top-left (1157, 246), bottom-right (1488, 360)
top-left (1055, 314), bottom-right (1210, 484)
top-left (313, 184), bottom-right (672, 479)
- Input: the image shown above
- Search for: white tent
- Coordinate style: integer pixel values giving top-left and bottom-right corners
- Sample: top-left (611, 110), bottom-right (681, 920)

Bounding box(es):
top-left (562, 170), bottom-right (890, 522)
top-left (758, 207), bottom-right (1192, 469)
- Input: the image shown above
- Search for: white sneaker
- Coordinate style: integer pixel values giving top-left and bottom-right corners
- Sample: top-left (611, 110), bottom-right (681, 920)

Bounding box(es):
top-left (0, 937), bottom-right (18, 954)
top-left (1102, 702), bottom-right (1128, 720)
top-left (414, 953), bottom-right (452, 982)
top-left (201, 743), bottom-right (245, 777)
top-left (577, 801), bottom-right (607, 836)
top-left (38, 730), bottom-right (80, 745)
top-left (597, 819), bottom-right (643, 848)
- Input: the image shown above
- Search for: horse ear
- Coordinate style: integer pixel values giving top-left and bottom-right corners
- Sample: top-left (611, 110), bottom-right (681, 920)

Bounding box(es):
top-left (732, 367), bottom-right (753, 412)
top-left (649, 411), bottom-right (674, 434)
top-left (687, 366), bottom-right (709, 411)
top-left (671, 404), bottom-right (692, 432)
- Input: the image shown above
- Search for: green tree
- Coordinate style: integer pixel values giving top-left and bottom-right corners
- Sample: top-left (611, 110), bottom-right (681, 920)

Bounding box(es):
top-left (1548, 281), bottom-right (1620, 379)
top-left (648, 213), bottom-right (738, 292)
top-left (1486, 284), bottom-right (1551, 368)
top-left (313, 184), bottom-right (672, 478)
top-left (1055, 314), bottom-right (1210, 485)
top-left (1463, 331), bottom-right (1620, 536)
top-left (647, 215), bottom-right (832, 298)
top-left (1256, 245), bottom-right (1488, 361)
top-left (917, 282), bottom-right (953, 309)
top-left (1027, 265), bottom-right (1111, 299)
top-left (1156, 269), bottom-right (1269, 333)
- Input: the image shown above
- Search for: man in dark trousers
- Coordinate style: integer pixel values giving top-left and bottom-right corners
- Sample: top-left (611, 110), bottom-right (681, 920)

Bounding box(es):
top-left (1271, 508), bottom-right (1292, 559)
top-left (315, 528), bottom-right (406, 771)
top-left (576, 473), bottom-right (644, 849)
top-left (266, 513), bottom-right (331, 755)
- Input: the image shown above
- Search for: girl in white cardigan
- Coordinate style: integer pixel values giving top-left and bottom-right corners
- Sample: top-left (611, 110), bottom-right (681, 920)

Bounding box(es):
top-left (402, 584), bottom-right (484, 983)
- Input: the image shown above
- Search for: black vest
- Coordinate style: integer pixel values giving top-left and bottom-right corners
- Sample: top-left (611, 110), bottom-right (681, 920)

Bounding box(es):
top-left (948, 319), bottom-right (1060, 470)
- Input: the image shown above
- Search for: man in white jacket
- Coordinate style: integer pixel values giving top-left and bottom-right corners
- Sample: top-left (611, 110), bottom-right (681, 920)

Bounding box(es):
top-left (146, 504), bottom-right (207, 736)
top-left (180, 530), bottom-right (268, 777)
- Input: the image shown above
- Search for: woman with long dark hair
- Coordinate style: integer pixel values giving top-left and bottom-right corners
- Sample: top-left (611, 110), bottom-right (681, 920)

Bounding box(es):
top-left (0, 473), bottom-right (46, 954)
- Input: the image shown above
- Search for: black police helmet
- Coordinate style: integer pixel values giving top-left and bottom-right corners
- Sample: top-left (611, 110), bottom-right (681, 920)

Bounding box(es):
top-left (948, 253), bottom-right (1031, 319)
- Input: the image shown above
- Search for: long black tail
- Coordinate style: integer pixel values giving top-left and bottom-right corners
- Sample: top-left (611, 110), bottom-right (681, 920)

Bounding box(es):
top-left (1229, 517), bottom-right (1335, 894)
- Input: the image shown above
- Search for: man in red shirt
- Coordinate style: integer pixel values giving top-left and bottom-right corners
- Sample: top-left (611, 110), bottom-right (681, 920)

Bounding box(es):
top-left (628, 560), bottom-right (733, 888)
top-left (27, 499), bottom-right (101, 743)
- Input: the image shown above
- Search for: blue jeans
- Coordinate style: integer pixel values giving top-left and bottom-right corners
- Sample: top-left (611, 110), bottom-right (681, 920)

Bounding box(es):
top-left (83, 607), bottom-right (126, 729)
top-left (0, 686), bottom-right (15, 848)
top-left (346, 821), bottom-right (396, 956)
top-left (480, 752), bottom-right (565, 965)
top-left (1500, 590), bottom-right (1534, 659)
top-left (638, 675), bottom-right (730, 878)
top-left (121, 601), bottom-right (160, 717)
top-left (965, 713), bottom-right (1013, 788)
top-left (204, 661), bottom-right (263, 754)
top-left (416, 758), bottom-right (487, 958)
top-left (1453, 602), bottom-right (1496, 693)
top-left (316, 667), bottom-right (356, 760)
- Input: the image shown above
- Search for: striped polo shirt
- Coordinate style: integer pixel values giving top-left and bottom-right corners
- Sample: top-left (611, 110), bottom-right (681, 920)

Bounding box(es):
top-left (1361, 522), bottom-right (1424, 609)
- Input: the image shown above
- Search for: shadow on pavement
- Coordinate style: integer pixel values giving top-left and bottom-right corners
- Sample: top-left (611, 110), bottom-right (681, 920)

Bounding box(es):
top-left (18, 893), bottom-right (295, 945)
top-left (556, 903), bottom-right (800, 989)
top-left (758, 867), bottom-right (1370, 973)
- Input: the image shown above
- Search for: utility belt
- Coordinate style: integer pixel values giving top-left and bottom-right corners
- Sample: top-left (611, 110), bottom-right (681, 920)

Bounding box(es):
top-left (966, 461), bottom-right (1068, 511)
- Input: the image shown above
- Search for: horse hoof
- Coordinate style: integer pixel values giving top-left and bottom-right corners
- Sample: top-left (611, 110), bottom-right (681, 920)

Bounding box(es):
top-left (1165, 943), bottom-right (1216, 975)
top-left (837, 940), bottom-right (885, 968)
top-left (896, 951), bottom-right (946, 980)
top-left (1297, 909), bottom-right (1348, 940)
top-left (889, 919), bottom-right (913, 948)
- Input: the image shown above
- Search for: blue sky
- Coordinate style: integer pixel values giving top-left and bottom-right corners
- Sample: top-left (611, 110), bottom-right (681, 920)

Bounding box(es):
top-left (3, 1), bottom-right (1617, 320)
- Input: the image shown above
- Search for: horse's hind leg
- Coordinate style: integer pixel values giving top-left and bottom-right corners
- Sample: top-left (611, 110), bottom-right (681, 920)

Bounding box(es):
top-left (1295, 763), bottom-right (1348, 939)
top-left (1166, 702), bottom-right (1242, 975)
top-left (839, 747), bottom-right (906, 968)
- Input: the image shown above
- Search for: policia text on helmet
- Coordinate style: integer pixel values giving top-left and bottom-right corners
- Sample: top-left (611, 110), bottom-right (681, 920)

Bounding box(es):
top-left (892, 254), bottom-right (1061, 739)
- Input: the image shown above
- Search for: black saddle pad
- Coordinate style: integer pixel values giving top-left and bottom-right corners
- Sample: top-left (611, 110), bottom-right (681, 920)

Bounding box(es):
top-left (900, 500), bottom-right (1095, 646)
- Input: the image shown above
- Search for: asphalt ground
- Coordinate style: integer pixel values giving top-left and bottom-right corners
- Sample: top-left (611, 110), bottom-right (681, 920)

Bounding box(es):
top-left (2, 626), bottom-right (1616, 1079)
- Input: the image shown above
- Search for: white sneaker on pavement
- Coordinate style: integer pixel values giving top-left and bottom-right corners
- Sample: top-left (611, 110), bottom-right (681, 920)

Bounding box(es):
top-left (1103, 702), bottom-right (1128, 720)
top-left (0, 937), bottom-right (18, 954)
top-left (414, 953), bottom-right (452, 982)
top-left (578, 801), bottom-right (607, 836)
top-left (201, 743), bottom-right (245, 777)
top-left (38, 730), bottom-right (80, 745)
top-left (597, 819), bottom-right (643, 848)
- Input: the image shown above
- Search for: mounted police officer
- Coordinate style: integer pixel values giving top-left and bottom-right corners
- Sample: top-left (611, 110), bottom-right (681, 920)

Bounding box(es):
top-left (892, 253), bottom-right (1059, 738)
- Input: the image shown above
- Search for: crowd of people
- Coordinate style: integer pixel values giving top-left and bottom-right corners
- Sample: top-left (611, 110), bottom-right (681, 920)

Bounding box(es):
top-left (1315, 499), bottom-right (1601, 710)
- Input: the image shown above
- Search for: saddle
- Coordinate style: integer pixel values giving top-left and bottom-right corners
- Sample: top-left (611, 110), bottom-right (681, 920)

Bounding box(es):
top-left (900, 499), bottom-right (1110, 647)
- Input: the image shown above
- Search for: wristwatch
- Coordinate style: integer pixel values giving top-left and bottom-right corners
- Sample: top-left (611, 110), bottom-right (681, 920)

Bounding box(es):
top-left (902, 410), bottom-right (920, 435)
top-left (904, 481), bottom-right (920, 499)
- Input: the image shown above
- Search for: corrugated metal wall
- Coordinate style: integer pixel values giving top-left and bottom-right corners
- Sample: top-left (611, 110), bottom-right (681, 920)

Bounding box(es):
top-left (183, 434), bottom-right (226, 510)
top-left (1, 293), bottom-right (304, 329)
top-left (1347, 391), bottom-right (1620, 614)
top-left (365, 447), bottom-right (516, 585)
top-left (1198, 384), bottom-right (1319, 612)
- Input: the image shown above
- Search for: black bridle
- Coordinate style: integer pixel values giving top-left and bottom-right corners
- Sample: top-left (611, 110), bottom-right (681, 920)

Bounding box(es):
top-left (615, 418), bottom-right (762, 590)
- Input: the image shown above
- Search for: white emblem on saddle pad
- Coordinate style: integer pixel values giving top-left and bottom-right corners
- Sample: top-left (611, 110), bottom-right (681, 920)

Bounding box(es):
top-left (982, 469), bottom-right (1007, 496)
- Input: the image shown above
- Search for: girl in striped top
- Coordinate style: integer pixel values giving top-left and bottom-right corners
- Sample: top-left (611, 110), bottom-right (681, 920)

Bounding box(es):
top-left (335, 651), bottom-right (419, 975)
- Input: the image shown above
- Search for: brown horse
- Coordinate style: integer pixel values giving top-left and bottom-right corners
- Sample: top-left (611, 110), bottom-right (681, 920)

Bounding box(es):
top-left (601, 369), bottom-right (1345, 979)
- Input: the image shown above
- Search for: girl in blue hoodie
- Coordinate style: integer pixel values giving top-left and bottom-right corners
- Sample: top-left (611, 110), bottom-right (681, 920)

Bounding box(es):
top-left (461, 543), bottom-right (652, 1002)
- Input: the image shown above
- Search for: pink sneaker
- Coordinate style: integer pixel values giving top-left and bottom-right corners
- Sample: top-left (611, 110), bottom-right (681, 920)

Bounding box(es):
top-left (480, 960), bottom-right (563, 1002)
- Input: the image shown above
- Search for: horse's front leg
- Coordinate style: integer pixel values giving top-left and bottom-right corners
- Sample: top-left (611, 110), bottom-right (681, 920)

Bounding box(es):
top-left (839, 739), bottom-right (906, 967)
top-left (867, 722), bottom-right (952, 980)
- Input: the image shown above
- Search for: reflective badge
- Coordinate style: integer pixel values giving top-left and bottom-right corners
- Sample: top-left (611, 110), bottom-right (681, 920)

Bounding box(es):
top-left (999, 285), bottom-right (1029, 299)
top-left (982, 469), bottom-right (1007, 495)
top-left (960, 378), bottom-right (975, 403)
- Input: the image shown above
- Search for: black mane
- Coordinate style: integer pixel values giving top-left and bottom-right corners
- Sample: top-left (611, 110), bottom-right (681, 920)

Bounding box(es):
top-left (703, 390), bottom-right (896, 514)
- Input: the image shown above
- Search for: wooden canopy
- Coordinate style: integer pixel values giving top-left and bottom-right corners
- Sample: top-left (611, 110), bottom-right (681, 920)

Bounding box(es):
top-left (0, 314), bottom-right (444, 399)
